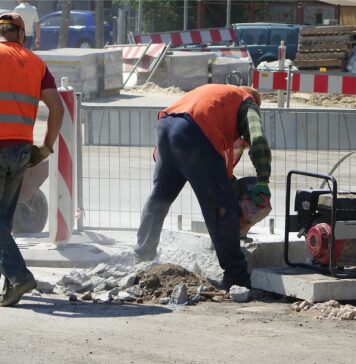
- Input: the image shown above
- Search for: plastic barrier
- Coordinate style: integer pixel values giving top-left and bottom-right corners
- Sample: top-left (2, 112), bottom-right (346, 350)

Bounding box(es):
top-left (252, 69), bottom-right (356, 95)
top-left (107, 43), bottom-right (166, 72)
top-left (134, 27), bottom-right (238, 46)
top-left (49, 77), bottom-right (77, 245)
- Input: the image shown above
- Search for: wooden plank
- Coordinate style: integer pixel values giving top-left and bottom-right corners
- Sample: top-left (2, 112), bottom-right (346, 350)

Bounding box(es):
top-left (298, 43), bottom-right (352, 52)
top-left (296, 52), bottom-right (347, 60)
top-left (294, 59), bottom-right (345, 68)
top-left (300, 25), bottom-right (353, 36)
top-left (299, 34), bottom-right (351, 43)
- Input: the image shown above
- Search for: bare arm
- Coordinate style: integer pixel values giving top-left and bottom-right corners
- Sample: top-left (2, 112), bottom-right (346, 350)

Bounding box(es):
top-left (40, 88), bottom-right (64, 150)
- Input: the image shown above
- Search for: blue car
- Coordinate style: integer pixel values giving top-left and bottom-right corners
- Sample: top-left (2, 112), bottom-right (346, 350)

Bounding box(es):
top-left (233, 23), bottom-right (300, 66)
top-left (39, 10), bottom-right (112, 50)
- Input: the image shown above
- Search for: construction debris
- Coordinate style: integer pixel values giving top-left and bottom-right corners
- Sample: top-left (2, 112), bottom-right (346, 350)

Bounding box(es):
top-left (56, 262), bottom-right (225, 305)
top-left (290, 299), bottom-right (356, 320)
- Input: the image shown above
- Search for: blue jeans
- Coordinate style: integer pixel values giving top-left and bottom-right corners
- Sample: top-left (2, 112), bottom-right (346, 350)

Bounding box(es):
top-left (135, 115), bottom-right (247, 279)
top-left (24, 36), bottom-right (34, 50)
top-left (0, 144), bottom-right (33, 285)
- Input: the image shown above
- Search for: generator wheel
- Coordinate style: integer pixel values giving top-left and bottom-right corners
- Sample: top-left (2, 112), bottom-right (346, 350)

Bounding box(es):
top-left (12, 189), bottom-right (48, 234)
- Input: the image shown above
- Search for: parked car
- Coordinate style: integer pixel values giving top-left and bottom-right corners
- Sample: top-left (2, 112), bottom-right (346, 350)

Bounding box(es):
top-left (233, 23), bottom-right (300, 66)
top-left (39, 10), bottom-right (112, 50)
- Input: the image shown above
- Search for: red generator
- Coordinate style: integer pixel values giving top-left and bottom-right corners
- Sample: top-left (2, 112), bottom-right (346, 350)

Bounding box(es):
top-left (285, 170), bottom-right (356, 278)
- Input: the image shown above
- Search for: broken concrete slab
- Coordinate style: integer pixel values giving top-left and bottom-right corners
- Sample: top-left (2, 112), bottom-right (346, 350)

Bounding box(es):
top-left (251, 266), bottom-right (356, 302)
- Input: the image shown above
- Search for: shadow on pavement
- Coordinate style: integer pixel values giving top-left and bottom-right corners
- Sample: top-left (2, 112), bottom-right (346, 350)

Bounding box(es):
top-left (17, 295), bottom-right (172, 318)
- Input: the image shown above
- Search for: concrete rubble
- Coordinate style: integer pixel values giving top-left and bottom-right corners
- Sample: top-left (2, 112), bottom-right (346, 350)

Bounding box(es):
top-left (291, 299), bottom-right (356, 320)
top-left (38, 262), bottom-right (252, 306)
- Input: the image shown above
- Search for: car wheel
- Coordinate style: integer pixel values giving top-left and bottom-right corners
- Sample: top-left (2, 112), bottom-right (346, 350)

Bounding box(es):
top-left (78, 39), bottom-right (93, 48)
top-left (12, 189), bottom-right (48, 234)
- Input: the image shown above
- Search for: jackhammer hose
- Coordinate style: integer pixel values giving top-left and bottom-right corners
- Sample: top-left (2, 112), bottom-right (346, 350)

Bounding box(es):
top-left (320, 150), bottom-right (356, 189)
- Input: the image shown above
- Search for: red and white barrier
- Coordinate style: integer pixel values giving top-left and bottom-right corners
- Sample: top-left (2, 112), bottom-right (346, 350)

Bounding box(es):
top-left (252, 70), bottom-right (356, 95)
top-left (108, 43), bottom-right (166, 73)
top-left (134, 27), bottom-right (238, 46)
top-left (49, 78), bottom-right (77, 245)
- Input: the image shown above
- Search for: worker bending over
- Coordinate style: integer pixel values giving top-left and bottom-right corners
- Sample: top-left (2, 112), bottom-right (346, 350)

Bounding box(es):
top-left (134, 84), bottom-right (271, 290)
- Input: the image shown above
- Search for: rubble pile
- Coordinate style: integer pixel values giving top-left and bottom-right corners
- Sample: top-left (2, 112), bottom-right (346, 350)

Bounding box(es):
top-left (291, 299), bottom-right (356, 320)
top-left (50, 262), bottom-right (245, 305)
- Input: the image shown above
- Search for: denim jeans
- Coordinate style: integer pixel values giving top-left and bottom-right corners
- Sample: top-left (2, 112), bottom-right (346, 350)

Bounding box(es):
top-left (0, 144), bottom-right (33, 285)
top-left (135, 115), bottom-right (247, 279)
top-left (24, 36), bottom-right (34, 50)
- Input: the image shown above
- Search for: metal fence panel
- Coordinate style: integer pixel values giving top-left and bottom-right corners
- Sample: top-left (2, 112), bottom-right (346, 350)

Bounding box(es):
top-left (80, 105), bottom-right (356, 233)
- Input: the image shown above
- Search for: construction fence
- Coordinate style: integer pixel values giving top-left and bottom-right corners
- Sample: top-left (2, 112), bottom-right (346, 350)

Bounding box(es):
top-left (78, 103), bottom-right (356, 234)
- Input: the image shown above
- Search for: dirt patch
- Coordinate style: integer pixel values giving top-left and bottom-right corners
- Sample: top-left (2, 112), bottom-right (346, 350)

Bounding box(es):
top-left (262, 92), bottom-right (356, 108)
top-left (135, 263), bottom-right (222, 304)
top-left (125, 82), bottom-right (185, 95)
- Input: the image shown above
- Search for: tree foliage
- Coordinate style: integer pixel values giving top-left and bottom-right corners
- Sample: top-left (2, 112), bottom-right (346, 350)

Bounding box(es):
top-left (114, 0), bottom-right (187, 33)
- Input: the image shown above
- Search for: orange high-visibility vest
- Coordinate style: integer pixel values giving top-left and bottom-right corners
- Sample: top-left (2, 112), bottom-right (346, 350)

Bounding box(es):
top-left (0, 42), bottom-right (46, 142)
top-left (159, 84), bottom-right (253, 177)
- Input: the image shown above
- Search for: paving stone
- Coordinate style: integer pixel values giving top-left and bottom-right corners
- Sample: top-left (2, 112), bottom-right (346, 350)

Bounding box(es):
top-left (252, 266), bottom-right (356, 302)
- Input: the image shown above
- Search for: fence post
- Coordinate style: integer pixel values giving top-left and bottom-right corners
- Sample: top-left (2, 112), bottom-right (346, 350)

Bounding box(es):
top-left (277, 40), bottom-right (286, 108)
top-left (76, 92), bottom-right (84, 232)
top-left (286, 65), bottom-right (292, 108)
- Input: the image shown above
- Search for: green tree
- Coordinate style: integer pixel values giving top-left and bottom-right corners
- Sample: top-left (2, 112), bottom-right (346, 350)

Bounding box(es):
top-left (114, 0), bottom-right (195, 33)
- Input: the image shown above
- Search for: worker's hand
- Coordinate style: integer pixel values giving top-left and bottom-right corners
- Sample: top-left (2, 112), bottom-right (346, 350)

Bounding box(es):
top-left (251, 182), bottom-right (271, 207)
top-left (35, 38), bottom-right (40, 49)
top-left (27, 144), bottom-right (53, 168)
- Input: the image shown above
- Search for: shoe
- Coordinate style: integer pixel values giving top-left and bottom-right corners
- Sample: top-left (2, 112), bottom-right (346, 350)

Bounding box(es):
top-left (222, 273), bottom-right (251, 291)
top-left (0, 275), bottom-right (36, 307)
top-left (134, 252), bottom-right (155, 265)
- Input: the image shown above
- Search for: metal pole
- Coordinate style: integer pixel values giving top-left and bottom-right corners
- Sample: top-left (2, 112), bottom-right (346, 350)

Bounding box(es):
top-left (183, 0), bottom-right (188, 31)
top-left (146, 42), bottom-right (172, 83)
top-left (76, 92), bottom-right (84, 232)
top-left (226, 0), bottom-right (231, 27)
top-left (123, 41), bottom-right (152, 88)
top-left (286, 64), bottom-right (292, 108)
top-left (137, 0), bottom-right (143, 34)
top-left (277, 40), bottom-right (286, 108)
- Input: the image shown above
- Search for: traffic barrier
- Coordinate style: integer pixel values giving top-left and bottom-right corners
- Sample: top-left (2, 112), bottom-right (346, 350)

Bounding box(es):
top-left (134, 27), bottom-right (238, 46)
top-left (252, 70), bottom-right (356, 95)
top-left (106, 43), bottom-right (166, 72)
top-left (49, 77), bottom-right (77, 245)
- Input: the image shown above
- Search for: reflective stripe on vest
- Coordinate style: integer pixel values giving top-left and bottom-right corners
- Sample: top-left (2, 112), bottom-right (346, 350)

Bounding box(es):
top-left (0, 91), bottom-right (39, 106)
top-left (0, 113), bottom-right (35, 125)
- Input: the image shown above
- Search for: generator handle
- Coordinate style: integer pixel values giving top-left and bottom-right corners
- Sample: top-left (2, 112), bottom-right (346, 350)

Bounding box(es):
top-left (284, 170), bottom-right (338, 271)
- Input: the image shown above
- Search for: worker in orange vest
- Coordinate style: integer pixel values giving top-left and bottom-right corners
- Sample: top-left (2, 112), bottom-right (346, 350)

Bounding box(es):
top-left (134, 84), bottom-right (271, 291)
top-left (0, 13), bottom-right (64, 307)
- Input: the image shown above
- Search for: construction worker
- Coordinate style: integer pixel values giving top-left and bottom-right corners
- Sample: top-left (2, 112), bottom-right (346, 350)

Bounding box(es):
top-left (134, 84), bottom-right (271, 290)
top-left (0, 12), bottom-right (63, 306)
top-left (14, 1), bottom-right (40, 50)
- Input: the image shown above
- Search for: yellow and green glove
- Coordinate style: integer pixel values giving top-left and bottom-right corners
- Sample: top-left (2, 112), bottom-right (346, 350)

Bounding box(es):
top-left (251, 181), bottom-right (271, 207)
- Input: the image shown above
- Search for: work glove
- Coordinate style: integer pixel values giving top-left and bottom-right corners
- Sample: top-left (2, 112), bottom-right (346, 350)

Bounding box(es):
top-left (27, 144), bottom-right (53, 168)
top-left (251, 181), bottom-right (271, 207)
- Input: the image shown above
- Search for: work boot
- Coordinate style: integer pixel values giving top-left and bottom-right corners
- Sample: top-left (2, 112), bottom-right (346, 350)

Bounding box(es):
top-left (134, 252), bottom-right (155, 265)
top-left (222, 272), bottom-right (251, 291)
top-left (0, 274), bottom-right (36, 307)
